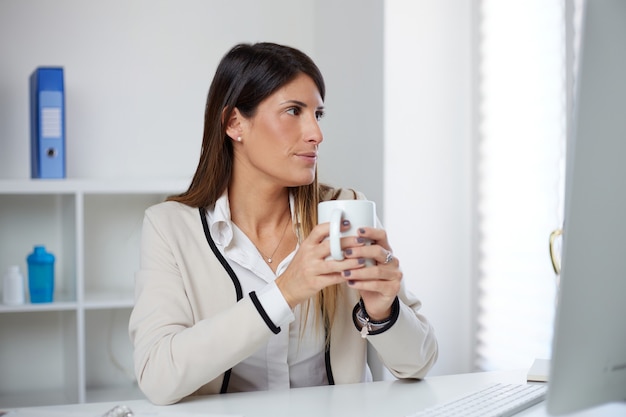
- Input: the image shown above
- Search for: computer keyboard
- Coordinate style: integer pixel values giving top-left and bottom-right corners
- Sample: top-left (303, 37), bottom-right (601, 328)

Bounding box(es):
top-left (407, 383), bottom-right (547, 417)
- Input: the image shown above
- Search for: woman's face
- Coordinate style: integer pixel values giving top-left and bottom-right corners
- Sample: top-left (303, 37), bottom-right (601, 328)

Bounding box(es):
top-left (233, 73), bottom-right (325, 188)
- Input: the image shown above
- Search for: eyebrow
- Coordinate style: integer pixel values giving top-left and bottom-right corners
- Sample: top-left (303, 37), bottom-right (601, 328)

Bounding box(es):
top-left (281, 99), bottom-right (325, 110)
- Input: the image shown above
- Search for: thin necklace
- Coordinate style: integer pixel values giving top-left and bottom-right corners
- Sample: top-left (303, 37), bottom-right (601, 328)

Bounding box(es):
top-left (256, 208), bottom-right (291, 264)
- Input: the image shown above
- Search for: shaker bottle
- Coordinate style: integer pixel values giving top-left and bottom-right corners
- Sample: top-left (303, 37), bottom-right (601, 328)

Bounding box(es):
top-left (26, 245), bottom-right (55, 303)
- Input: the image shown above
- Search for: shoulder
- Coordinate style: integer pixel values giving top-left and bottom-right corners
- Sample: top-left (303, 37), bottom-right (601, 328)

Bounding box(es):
top-left (141, 201), bottom-right (210, 249)
top-left (146, 200), bottom-right (197, 216)
top-left (144, 201), bottom-right (202, 228)
top-left (320, 185), bottom-right (368, 202)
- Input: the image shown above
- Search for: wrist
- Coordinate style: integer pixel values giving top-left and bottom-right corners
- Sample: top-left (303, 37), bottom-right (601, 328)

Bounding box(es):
top-left (367, 307), bottom-right (392, 322)
top-left (352, 297), bottom-right (399, 338)
top-left (274, 274), bottom-right (297, 310)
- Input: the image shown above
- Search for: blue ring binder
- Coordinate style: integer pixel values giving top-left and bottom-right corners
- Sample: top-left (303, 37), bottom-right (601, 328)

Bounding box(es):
top-left (29, 67), bottom-right (66, 179)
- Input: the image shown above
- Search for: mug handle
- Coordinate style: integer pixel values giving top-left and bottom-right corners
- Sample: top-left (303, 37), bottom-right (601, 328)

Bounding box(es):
top-left (329, 208), bottom-right (345, 260)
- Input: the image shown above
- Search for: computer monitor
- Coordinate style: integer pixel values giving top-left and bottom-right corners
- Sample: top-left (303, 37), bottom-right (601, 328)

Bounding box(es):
top-left (545, 0), bottom-right (626, 415)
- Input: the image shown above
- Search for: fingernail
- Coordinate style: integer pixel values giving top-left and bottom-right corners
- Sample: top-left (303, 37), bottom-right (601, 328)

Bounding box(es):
top-left (344, 270), bottom-right (351, 277)
top-left (342, 220), bottom-right (351, 226)
top-left (358, 228), bottom-right (366, 234)
top-left (358, 258), bottom-right (366, 264)
top-left (348, 280), bottom-right (355, 285)
top-left (356, 237), bottom-right (366, 244)
top-left (345, 249), bottom-right (353, 255)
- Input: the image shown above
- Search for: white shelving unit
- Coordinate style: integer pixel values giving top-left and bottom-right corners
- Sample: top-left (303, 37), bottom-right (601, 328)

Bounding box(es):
top-left (0, 179), bottom-right (188, 408)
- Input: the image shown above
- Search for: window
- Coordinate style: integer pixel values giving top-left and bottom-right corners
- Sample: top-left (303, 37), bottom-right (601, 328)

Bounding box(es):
top-left (475, 0), bottom-right (574, 371)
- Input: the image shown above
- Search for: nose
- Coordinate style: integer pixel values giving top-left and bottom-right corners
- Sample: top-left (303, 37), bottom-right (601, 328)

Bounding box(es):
top-left (304, 113), bottom-right (323, 145)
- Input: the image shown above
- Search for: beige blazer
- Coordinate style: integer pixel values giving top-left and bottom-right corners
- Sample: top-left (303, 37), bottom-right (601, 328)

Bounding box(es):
top-left (129, 189), bottom-right (438, 405)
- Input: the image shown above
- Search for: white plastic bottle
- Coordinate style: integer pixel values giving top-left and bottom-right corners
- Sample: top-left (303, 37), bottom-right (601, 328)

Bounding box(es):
top-left (3, 265), bottom-right (25, 305)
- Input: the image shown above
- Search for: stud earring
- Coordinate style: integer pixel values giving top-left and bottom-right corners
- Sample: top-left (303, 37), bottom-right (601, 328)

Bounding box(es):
top-left (237, 136), bottom-right (242, 142)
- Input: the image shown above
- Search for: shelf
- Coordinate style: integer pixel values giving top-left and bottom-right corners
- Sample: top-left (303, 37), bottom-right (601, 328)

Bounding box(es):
top-left (0, 299), bottom-right (133, 312)
top-left (0, 178), bottom-right (189, 194)
top-left (0, 179), bottom-right (184, 406)
top-left (0, 300), bottom-right (78, 313)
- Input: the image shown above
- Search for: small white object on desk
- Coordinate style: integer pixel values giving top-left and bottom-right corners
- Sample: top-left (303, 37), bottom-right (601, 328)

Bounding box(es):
top-left (527, 358), bottom-right (550, 383)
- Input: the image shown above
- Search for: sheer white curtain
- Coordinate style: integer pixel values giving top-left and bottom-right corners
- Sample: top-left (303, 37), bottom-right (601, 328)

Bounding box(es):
top-left (475, 0), bottom-right (570, 370)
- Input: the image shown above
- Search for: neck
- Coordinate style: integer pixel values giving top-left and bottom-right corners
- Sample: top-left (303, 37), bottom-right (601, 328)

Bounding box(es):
top-left (229, 186), bottom-right (294, 267)
top-left (228, 183), bottom-right (290, 233)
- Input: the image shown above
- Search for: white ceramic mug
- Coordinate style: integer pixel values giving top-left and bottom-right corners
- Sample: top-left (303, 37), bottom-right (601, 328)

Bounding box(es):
top-left (318, 200), bottom-right (377, 262)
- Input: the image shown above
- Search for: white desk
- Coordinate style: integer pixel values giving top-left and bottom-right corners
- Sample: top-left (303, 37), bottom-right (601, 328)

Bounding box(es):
top-left (4, 370), bottom-right (625, 417)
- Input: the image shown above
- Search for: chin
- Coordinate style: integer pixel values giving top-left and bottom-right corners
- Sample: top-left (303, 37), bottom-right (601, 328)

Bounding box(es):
top-left (285, 174), bottom-right (315, 188)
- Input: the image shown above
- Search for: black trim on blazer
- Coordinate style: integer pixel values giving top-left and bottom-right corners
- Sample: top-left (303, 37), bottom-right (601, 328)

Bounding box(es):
top-left (325, 333), bottom-right (335, 385)
top-left (249, 291), bottom-right (281, 334)
top-left (199, 207), bottom-right (243, 300)
top-left (199, 207), bottom-right (243, 394)
top-left (219, 368), bottom-right (232, 395)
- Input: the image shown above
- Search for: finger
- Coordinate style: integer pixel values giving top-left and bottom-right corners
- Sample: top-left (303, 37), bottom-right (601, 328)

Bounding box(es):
top-left (356, 226), bottom-right (388, 243)
top-left (343, 244), bottom-right (393, 266)
top-left (309, 222), bottom-right (332, 244)
top-left (347, 277), bottom-right (401, 298)
top-left (311, 220), bottom-right (353, 244)
top-left (325, 257), bottom-right (367, 276)
top-left (342, 258), bottom-right (402, 282)
top-left (340, 235), bottom-right (370, 252)
top-left (380, 248), bottom-right (394, 265)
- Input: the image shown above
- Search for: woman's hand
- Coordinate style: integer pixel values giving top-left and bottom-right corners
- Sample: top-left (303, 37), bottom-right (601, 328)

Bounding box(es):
top-left (340, 226), bottom-right (402, 321)
top-left (275, 221), bottom-right (364, 309)
top-left (275, 221), bottom-right (401, 320)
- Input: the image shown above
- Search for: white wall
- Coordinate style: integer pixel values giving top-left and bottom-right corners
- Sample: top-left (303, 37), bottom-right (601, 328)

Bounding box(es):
top-left (384, 0), bottom-right (474, 375)
top-left (313, 0), bottom-right (384, 214)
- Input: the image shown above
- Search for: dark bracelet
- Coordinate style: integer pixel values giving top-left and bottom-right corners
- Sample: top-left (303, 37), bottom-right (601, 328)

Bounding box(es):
top-left (353, 297), bottom-right (398, 338)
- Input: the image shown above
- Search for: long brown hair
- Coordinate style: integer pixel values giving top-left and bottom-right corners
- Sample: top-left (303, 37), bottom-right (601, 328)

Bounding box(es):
top-left (169, 42), bottom-right (339, 342)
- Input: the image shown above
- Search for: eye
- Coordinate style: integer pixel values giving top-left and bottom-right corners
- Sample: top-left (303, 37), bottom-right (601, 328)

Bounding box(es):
top-left (286, 106), bottom-right (302, 116)
top-left (315, 110), bottom-right (325, 121)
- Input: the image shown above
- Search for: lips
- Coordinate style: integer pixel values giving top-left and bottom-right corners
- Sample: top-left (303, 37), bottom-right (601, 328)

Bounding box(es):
top-left (297, 151), bottom-right (317, 161)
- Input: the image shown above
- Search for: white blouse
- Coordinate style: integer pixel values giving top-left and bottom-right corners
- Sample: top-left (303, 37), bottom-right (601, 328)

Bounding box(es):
top-left (206, 192), bottom-right (328, 392)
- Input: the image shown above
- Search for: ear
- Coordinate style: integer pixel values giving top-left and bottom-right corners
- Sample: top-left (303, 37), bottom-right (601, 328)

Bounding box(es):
top-left (223, 107), bottom-right (244, 142)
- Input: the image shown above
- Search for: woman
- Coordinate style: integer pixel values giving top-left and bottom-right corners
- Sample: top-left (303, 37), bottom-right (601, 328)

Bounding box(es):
top-left (129, 42), bottom-right (438, 405)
